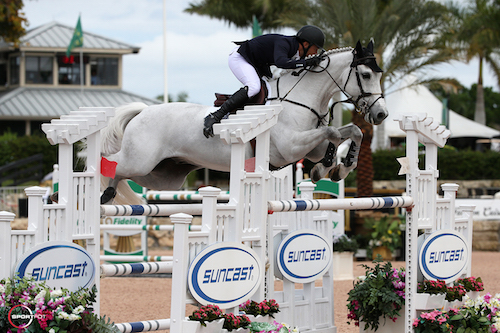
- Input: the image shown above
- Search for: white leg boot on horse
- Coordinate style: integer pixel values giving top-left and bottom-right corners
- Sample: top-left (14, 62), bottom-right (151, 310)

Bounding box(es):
top-left (203, 86), bottom-right (249, 138)
top-left (310, 123), bottom-right (363, 183)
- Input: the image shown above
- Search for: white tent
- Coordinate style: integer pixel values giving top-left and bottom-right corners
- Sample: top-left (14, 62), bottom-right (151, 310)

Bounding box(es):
top-left (374, 76), bottom-right (500, 149)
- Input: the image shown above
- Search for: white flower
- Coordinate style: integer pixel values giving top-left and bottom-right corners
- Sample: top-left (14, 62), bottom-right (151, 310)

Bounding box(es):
top-left (51, 289), bottom-right (63, 297)
top-left (49, 329), bottom-right (55, 333)
top-left (73, 305), bottom-right (85, 314)
top-left (68, 313), bottom-right (81, 321)
top-left (35, 289), bottom-right (46, 301)
top-left (58, 311), bottom-right (70, 320)
top-left (0, 284), bottom-right (5, 293)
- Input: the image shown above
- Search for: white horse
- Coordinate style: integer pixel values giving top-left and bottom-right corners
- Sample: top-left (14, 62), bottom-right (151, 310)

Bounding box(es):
top-left (100, 41), bottom-right (388, 204)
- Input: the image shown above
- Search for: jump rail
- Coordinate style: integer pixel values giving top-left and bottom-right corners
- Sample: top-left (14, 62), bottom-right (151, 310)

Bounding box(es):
top-left (100, 261), bottom-right (172, 277)
top-left (100, 204), bottom-right (203, 217)
top-left (268, 196), bottom-right (414, 213)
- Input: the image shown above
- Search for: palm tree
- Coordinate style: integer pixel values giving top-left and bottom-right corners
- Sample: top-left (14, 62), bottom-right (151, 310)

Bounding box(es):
top-left (185, 0), bottom-right (456, 197)
top-left (455, 0), bottom-right (500, 125)
top-left (281, 0), bottom-right (456, 196)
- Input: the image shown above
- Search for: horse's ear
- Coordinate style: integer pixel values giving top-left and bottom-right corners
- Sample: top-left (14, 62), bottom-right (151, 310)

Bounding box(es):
top-left (367, 40), bottom-right (374, 54)
top-left (354, 40), bottom-right (363, 56)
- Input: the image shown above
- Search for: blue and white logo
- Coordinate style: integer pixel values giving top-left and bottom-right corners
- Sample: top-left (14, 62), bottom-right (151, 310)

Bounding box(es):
top-left (277, 229), bottom-right (332, 283)
top-left (188, 242), bottom-right (261, 309)
top-left (14, 241), bottom-right (96, 292)
top-left (419, 229), bottom-right (469, 284)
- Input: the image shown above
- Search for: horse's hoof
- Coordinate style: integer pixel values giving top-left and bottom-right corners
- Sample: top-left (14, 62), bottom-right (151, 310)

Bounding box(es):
top-left (100, 187), bottom-right (117, 204)
top-left (310, 165), bottom-right (322, 183)
top-left (329, 165), bottom-right (342, 182)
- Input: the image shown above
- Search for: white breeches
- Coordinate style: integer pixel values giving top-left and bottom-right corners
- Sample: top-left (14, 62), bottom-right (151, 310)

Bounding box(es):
top-left (228, 47), bottom-right (261, 98)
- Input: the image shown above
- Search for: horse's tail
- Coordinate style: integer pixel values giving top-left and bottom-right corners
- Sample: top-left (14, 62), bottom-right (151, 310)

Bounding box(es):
top-left (101, 102), bottom-right (148, 156)
top-left (100, 102), bottom-right (148, 205)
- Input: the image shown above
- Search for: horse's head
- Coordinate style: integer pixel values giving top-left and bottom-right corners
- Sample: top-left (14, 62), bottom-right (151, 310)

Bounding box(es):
top-left (342, 40), bottom-right (388, 125)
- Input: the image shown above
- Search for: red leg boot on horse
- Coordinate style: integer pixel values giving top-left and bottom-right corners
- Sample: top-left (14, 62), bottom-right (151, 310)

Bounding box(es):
top-left (203, 86), bottom-right (249, 138)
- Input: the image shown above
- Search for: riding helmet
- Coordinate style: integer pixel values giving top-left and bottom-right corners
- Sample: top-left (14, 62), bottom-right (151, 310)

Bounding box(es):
top-left (296, 25), bottom-right (325, 49)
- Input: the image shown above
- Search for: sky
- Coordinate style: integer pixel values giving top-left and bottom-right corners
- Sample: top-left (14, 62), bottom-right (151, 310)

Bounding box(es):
top-left (22, 0), bottom-right (499, 106)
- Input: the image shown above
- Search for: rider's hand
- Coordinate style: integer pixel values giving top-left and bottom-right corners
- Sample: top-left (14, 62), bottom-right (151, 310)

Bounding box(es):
top-left (305, 55), bottom-right (322, 67)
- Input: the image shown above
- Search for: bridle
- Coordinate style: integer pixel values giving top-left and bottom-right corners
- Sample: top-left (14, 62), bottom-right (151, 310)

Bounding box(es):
top-left (267, 49), bottom-right (384, 127)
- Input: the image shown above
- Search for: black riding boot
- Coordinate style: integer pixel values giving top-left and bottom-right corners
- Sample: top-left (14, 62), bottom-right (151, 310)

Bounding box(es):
top-left (203, 86), bottom-right (249, 138)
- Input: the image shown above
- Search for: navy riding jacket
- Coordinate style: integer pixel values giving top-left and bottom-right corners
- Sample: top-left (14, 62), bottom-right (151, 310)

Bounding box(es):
top-left (236, 34), bottom-right (307, 78)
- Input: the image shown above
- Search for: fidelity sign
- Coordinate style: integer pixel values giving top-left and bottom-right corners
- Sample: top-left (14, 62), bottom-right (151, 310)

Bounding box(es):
top-left (188, 242), bottom-right (262, 309)
top-left (419, 230), bottom-right (469, 284)
top-left (14, 241), bottom-right (96, 292)
top-left (276, 229), bottom-right (332, 283)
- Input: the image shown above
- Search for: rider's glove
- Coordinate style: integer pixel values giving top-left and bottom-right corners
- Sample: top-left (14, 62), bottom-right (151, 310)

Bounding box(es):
top-left (305, 55), bottom-right (322, 67)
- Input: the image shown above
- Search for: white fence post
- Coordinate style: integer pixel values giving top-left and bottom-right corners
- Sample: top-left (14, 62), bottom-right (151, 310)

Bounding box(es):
top-left (199, 186), bottom-right (221, 243)
top-left (0, 211), bottom-right (16, 278)
top-left (25, 186), bottom-right (48, 245)
top-left (169, 213), bottom-right (193, 332)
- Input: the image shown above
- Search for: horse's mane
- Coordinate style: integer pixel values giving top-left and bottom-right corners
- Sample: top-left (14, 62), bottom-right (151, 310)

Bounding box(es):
top-left (269, 46), bottom-right (353, 81)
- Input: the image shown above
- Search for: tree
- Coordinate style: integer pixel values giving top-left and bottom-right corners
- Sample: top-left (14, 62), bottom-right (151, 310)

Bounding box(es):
top-left (0, 0), bottom-right (28, 45)
top-left (454, 0), bottom-right (500, 125)
top-left (155, 92), bottom-right (189, 102)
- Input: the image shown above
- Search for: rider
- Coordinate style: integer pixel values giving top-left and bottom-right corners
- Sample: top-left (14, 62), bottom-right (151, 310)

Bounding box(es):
top-left (203, 25), bottom-right (326, 138)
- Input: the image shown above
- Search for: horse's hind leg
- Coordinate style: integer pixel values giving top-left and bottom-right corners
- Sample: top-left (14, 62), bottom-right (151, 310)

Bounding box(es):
top-left (101, 177), bottom-right (123, 204)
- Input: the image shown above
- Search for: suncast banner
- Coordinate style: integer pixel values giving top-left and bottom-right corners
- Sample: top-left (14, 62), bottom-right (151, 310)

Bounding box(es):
top-left (276, 229), bottom-right (332, 283)
top-left (419, 229), bottom-right (469, 284)
top-left (188, 242), bottom-right (262, 309)
top-left (14, 241), bottom-right (96, 292)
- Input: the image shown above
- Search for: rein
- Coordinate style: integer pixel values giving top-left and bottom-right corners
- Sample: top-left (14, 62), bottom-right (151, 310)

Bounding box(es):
top-left (267, 50), bottom-right (384, 127)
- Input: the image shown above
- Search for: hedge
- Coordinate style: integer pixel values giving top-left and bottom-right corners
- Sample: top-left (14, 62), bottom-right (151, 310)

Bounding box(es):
top-left (373, 147), bottom-right (500, 180)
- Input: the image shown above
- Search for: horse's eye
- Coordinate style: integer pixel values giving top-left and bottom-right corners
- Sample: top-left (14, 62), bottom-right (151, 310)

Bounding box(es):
top-left (362, 73), bottom-right (371, 80)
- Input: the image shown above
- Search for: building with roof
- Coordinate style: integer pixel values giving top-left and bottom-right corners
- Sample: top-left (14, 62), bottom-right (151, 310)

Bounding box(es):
top-left (0, 21), bottom-right (161, 136)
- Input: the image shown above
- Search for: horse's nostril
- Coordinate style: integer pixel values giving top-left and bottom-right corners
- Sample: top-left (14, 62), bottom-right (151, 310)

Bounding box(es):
top-left (377, 112), bottom-right (388, 121)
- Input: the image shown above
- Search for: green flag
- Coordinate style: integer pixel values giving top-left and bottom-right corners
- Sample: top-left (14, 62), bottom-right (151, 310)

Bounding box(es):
top-left (252, 15), bottom-right (262, 38)
top-left (66, 16), bottom-right (83, 57)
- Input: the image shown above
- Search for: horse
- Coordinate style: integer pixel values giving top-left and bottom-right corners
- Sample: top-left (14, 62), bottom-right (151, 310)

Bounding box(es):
top-left (100, 40), bottom-right (388, 204)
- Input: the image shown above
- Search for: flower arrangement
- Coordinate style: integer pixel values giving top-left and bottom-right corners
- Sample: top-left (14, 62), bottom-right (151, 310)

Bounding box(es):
top-left (365, 215), bottom-right (403, 253)
top-left (239, 299), bottom-right (280, 318)
top-left (188, 304), bottom-right (224, 326)
top-left (346, 259), bottom-right (405, 331)
top-left (413, 293), bottom-right (500, 333)
top-left (249, 320), bottom-right (299, 333)
top-left (0, 275), bottom-right (120, 333)
top-left (417, 279), bottom-right (448, 294)
top-left (454, 276), bottom-right (484, 292)
top-left (417, 279), bottom-right (470, 301)
top-left (332, 234), bottom-right (359, 253)
top-left (222, 313), bottom-right (251, 331)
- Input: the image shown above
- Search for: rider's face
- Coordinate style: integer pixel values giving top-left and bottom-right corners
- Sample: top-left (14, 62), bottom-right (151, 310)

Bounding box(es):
top-left (299, 42), bottom-right (319, 57)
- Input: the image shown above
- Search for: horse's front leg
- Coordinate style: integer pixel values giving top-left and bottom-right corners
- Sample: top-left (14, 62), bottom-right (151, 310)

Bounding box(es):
top-left (328, 124), bottom-right (363, 181)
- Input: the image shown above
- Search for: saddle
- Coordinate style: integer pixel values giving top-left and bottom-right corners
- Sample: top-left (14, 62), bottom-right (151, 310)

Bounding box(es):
top-left (213, 80), bottom-right (268, 111)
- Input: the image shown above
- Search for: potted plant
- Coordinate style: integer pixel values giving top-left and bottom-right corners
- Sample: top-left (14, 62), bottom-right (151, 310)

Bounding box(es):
top-left (332, 234), bottom-right (359, 280)
top-left (413, 293), bottom-right (499, 333)
top-left (454, 276), bottom-right (484, 300)
top-left (0, 275), bottom-right (120, 333)
top-left (416, 279), bottom-right (447, 310)
top-left (248, 320), bottom-right (299, 333)
top-left (239, 299), bottom-right (279, 323)
top-left (365, 216), bottom-right (403, 260)
top-left (187, 304), bottom-right (225, 332)
top-left (222, 313), bottom-right (251, 332)
top-left (346, 259), bottom-right (405, 332)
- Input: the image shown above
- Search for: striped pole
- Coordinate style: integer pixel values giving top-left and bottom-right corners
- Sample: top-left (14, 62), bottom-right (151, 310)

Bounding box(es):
top-left (99, 225), bottom-right (201, 231)
top-left (100, 203), bottom-right (203, 217)
top-left (100, 255), bottom-right (173, 262)
top-left (100, 261), bottom-right (172, 277)
top-left (268, 196), bottom-right (414, 213)
top-left (146, 190), bottom-right (230, 201)
top-left (115, 318), bottom-right (170, 333)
